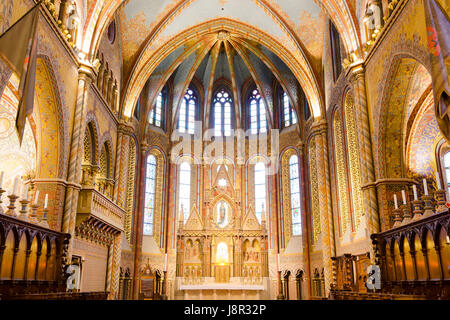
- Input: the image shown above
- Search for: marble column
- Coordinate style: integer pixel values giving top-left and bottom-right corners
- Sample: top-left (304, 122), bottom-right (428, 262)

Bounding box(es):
top-left (62, 64), bottom-right (94, 259)
top-left (350, 64), bottom-right (380, 261)
top-left (311, 120), bottom-right (335, 296)
top-left (132, 142), bottom-right (148, 299)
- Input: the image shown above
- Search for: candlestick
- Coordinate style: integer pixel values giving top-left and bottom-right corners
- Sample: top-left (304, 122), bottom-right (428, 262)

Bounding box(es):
top-left (411, 199), bottom-right (424, 221)
top-left (421, 194), bottom-right (434, 218)
top-left (34, 190), bottom-right (39, 205)
top-left (436, 172), bottom-right (442, 190)
top-left (40, 207), bottom-right (49, 229)
top-left (44, 194), bottom-right (48, 209)
top-left (18, 198), bottom-right (30, 222)
top-left (413, 185), bottom-right (418, 201)
top-left (29, 203), bottom-right (39, 224)
top-left (423, 178), bottom-right (429, 195)
top-left (392, 207), bottom-right (403, 228)
top-left (5, 194), bottom-right (19, 217)
top-left (401, 190), bottom-right (407, 205)
top-left (393, 194), bottom-right (398, 209)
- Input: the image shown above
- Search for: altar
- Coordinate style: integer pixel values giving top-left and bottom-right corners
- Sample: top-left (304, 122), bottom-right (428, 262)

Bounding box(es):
top-left (174, 161), bottom-right (270, 300)
top-left (175, 277), bottom-right (269, 300)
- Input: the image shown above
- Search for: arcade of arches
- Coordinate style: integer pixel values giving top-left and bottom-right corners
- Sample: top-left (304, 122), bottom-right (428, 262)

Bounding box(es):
top-left (0, 0), bottom-right (449, 300)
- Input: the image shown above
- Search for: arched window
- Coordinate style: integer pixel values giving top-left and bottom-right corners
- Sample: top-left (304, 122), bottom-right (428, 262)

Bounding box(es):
top-left (179, 161), bottom-right (191, 221)
top-left (248, 89), bottom-right (267, 134)
top-left (178, 88), bottom-right (197, 134)
top-left (213, 88), bottom-right (233, 136)
top-left (144, 155), bottom-right (157, 235)
top-left (443, 151), bottom-right (450, 196)
top-left (281, 91), bottom-right (297, 128)
top-left (254, 161), bottom-right (266, 223)
top-left (149, 92), bottom-right (163, 127)
top-left (289, 155), bottom-right (302, 235)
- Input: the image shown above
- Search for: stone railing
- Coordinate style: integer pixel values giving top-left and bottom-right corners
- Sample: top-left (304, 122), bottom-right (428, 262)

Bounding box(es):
top-left (77, 188), bottom-right (125, 231)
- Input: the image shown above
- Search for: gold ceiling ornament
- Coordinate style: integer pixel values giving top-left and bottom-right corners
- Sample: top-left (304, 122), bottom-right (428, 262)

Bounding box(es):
top-left (217, 30), bottom-right (230, 41)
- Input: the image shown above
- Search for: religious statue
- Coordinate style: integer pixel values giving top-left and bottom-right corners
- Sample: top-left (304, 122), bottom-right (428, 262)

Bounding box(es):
top-left (215, 201), bottom-right (230, 228)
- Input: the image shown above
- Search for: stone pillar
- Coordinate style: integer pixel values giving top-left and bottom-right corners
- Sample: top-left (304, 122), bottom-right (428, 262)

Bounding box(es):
top-left (105, 242), bottom-right (113, 295)
top-left (311, 120), bottom-right (335, 296)
top-left (113, 124), bottom-right (134, 205)
top-left (111, 233), bottom-right (122, 299)
top-left (132, 142), bottom-right (148, 299)
top-left (62, 64), bottom-right (94, 259)
top-left (350, 64), bottom-right (380, 260)
top-left (298, 141), bottom-right (312, 298)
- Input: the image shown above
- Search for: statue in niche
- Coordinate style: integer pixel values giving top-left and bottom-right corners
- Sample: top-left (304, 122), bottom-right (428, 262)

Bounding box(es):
top-left (215, 201), bottom-right (229, 228)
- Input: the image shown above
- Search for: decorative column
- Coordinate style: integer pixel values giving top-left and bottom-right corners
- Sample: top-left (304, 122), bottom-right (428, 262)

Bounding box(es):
top-left (298, 141), bottom-right (312, 298)
top-left (62, 64), bottom-right (94, 259)
top-left (132, 141), bottom-right (148, 299)
top-left (311, 120), bottom-right (335, 296)
top-left (350, 64), bottom-right (380, 261)
top-left (111, 233), bottom-right (122, 299)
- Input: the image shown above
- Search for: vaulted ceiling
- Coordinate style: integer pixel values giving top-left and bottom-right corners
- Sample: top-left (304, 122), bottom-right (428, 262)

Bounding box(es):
top-left (82, 0), bottom-right (362, 120)
top-left (140, 31), bottom-right (305, 131)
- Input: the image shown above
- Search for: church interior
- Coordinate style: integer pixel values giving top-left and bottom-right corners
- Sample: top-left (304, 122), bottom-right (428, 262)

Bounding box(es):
top-left (0, 0), bottom-right (449, 300)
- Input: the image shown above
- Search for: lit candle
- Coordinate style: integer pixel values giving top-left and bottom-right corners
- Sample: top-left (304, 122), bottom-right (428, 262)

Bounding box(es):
top-left (22, 184), bottom-right (28, 201)
top-left (0, 171), bottom-right (3, 189)
top-left (164, 253), bottom-right (168, 272)
top-left (34, 190), bottom-right (40, 205)
top-left (413, 185), bottom-right (418, 201)
top-left (12, 177), bottom-right (18, 195)
top-left (423, 178), bottom-right (429, 195)
top-left (44, 194), bottom-right (48, 209)
top-left (393, 194), bottom-right (398, 209)
top-left (401, 190), bottom-right (407, 205)
top-left (436, 172), bottom-right (442, 190)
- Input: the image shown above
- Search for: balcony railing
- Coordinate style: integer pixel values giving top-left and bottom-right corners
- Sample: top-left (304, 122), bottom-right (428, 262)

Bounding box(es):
top-left (77, 188), bottom-right (125, 231)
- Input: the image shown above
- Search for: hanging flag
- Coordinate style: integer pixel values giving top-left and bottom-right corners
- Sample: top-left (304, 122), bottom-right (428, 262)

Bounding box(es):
top-left (424, 0), bottom-right (450, 140)
top-left (0, 4), bottom-right (40, 145)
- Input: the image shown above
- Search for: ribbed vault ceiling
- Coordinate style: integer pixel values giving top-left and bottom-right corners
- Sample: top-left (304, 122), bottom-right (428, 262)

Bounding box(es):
top-left (142, 31), bottom-right (304, 131)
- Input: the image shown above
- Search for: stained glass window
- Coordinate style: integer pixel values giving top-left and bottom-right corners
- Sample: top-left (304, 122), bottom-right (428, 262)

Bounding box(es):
top-left (213, 88), bottom-right (233, 136)
top-left (289, 155), bottom-right (302, 235)
top-left (254, 161), bottom-right (266, 223)
top-left (282, 91), bottom-right (297, 128)
top-left (249, 89), bottom-right (267, 134)
top-left (178, 88), bottom-right (196, 134)
top-left (179, 161), bottom-right (191, 222)
top-left (149, 92), bottom-right (163, 127)
top-left (144, 155), bottom-right (157, 235)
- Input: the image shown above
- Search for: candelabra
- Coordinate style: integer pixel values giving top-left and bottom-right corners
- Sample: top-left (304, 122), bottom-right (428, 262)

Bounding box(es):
top-left (40, 207), bottom-right (50, 229)
top-left (17, 198), bottom-right (30, 222)
top-left (421, 195), bottom-right (434, 218)
top-left (0, 188), bottom-right (5, 214)
top-left (5, 194), bottom-right (19, 217)
top-left (392, 208), bottom-right (403, 228)
top-left (411, 199), bottom-right (424, 221)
